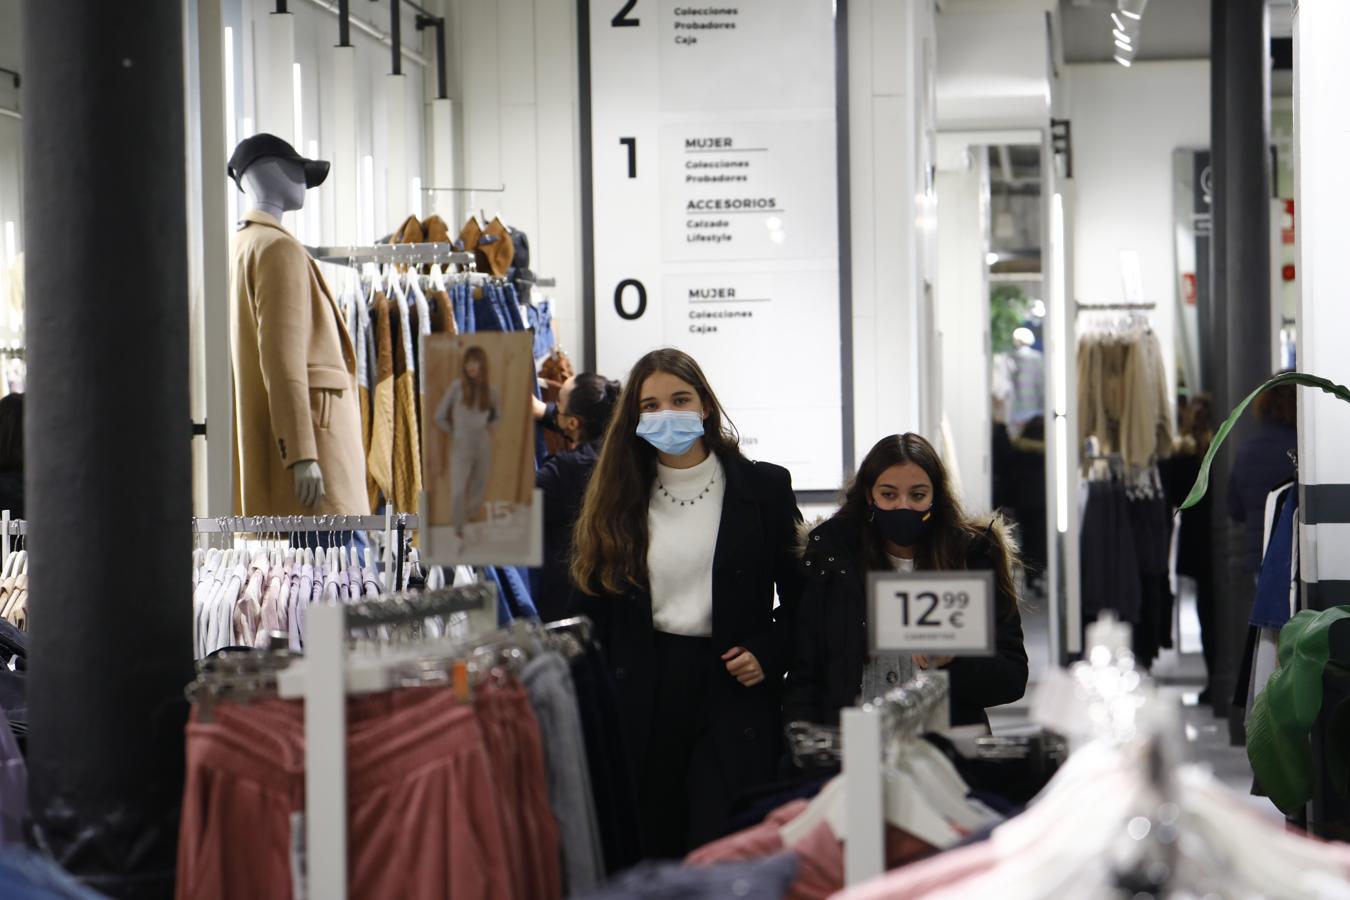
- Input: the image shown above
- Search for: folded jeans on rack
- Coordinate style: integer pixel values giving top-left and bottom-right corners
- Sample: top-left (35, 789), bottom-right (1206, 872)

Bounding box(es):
top-left (523, 652), bottom-right (605, 894)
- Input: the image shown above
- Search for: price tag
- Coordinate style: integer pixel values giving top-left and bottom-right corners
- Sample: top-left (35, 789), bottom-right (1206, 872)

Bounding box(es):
top-left (867, 571), bottom-right (995, 656)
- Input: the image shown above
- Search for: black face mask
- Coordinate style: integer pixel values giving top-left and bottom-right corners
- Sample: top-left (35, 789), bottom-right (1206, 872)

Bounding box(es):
top-left (871, 505), bottom-right (934, 548)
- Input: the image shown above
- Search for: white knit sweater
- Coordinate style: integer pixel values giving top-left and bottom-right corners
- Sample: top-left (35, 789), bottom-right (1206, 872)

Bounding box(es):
top-left (647, 453), bottom-right (725, 636)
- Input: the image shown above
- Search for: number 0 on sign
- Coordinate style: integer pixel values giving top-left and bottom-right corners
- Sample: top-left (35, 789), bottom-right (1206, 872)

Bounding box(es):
top-left (867, 571), bottom-right (995, 656)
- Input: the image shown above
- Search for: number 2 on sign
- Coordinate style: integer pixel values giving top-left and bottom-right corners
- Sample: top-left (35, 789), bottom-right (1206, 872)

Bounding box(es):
top-left (612, 0), bottom-right (639, 27)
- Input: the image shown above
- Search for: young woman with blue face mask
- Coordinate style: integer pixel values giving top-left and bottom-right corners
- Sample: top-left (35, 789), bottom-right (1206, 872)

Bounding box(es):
top-left (571, 348), bottom-right (804, 859)
top-left (784, 433), bottom-right (1028, 733)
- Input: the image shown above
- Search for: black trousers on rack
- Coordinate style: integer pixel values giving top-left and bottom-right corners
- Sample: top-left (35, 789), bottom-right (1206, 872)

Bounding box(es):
top-left (639, 631), bottom-right (728, 860)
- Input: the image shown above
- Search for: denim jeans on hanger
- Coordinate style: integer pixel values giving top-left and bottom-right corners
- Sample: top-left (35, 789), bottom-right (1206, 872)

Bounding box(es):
top-left (453, 282), bottom-right (474, 333)
top-left (503, 283), bottom-right (528, 332)
top-left (529, 299), bottom-right (556, 360)
top-left (474, 285), bottom-right (508, 332)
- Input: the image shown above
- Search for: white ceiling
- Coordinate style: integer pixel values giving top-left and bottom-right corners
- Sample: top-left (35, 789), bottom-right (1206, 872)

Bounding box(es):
top-left (1058, 0), bottom-right (1293, 63)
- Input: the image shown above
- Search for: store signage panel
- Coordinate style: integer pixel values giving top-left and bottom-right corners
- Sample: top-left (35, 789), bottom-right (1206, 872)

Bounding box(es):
top-left (583, 0), bottom-right (848, 491)
top-left (867, 572), bottom-right (995, 656)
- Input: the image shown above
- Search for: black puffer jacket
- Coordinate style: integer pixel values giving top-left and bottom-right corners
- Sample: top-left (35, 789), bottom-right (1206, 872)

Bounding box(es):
top-left (783, 516), bottom-right (1028, 730)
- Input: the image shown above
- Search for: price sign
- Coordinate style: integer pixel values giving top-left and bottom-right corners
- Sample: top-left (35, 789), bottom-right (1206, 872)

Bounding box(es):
top-left (867, 571), bottom-right (995, 656)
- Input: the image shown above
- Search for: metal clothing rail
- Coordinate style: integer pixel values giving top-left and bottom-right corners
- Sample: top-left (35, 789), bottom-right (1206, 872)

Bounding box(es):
top-left (422, 185), bottom-right (507, 194)
top-left (1076, 302), bottom-right (1157, 311)
top-left (193, 513), bottom-right (419, 593)
top-left (341, 582), bottom-right (495, 630)
top-left (190, 514), bottom-right (416, 534)
top-left (309, 243), bottom-right (476, 268)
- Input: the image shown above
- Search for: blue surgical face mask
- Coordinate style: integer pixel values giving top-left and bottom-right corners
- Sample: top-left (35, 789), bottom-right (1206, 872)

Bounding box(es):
top-left (637, 410), bottom-right (705, 456)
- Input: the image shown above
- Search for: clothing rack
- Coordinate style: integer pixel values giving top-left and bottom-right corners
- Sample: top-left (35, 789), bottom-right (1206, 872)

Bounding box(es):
top-left (842, 671), bottom-right (950, 885)
top-left (190, 514), bottom-right (416, 534)
top-left (275, 582), bottom-right (498, 900)
top-left (193, 513), bottom-right (418, 592)
top-left (421, 185), bottom-right (507, 194)
top-left (309, 243), bottom-right (476, 268)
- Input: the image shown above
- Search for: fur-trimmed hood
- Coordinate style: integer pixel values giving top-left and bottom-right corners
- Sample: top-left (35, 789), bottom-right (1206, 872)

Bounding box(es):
top-left (794, 509), bottom-right (1022, 566)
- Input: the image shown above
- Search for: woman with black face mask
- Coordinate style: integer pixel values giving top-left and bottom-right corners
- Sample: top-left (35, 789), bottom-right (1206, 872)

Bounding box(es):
top-left (784, 433), bottom-right (1028, 732)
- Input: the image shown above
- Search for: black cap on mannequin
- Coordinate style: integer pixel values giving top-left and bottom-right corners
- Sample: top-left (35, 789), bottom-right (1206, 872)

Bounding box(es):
top-left (228, 134), bottom-right (330, 192)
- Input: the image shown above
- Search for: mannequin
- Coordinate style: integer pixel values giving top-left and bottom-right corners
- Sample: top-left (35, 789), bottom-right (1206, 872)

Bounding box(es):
top-left (243, 157), bottom-right (324, 505)
top-left (228, 134), bottom-right (367, 515)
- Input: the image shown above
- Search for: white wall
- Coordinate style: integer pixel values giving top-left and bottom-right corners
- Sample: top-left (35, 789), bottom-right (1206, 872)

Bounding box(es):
top-left (848, 0), bottom-right (939, 466)
top-left (447, 0), bottom-right (582, 364)
top-left (1066, 60), bottom-right (1211, 401)
top-left (935, 161), bottom-right (992, 513)
top-left (228, 0), bottom-right (430, 244)
top-left (0, 0), bottom-right (22, 345)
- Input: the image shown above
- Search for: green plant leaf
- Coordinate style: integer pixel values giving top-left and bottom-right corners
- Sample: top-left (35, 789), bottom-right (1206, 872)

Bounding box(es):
top-left (1247, 606), bottom-right (1350, 813)
top-left (1179, 372), bottom-right (1350, 511)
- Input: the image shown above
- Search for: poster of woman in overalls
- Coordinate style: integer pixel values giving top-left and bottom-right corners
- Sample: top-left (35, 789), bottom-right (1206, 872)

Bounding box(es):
top-left (422, 331), bottom-right (540, 565)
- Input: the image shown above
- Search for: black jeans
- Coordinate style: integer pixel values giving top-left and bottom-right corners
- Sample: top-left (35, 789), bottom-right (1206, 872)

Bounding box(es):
top-left (639, 631), bottom-right (727, 859)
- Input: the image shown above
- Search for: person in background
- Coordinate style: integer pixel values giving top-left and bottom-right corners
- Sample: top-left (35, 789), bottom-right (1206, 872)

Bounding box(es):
top-left (1161, 394), bottom-right (1216, 703)
top-left (785, 432), bottom-right (1028, 732)
top-left (570, 348), bottom-right (803, 859)
top-left (531, 373), bottom-right (622, 622)
top-left (0, 394), bottom-right (22, 519)
top-left (1228, 377), bottom-right (1297, 575)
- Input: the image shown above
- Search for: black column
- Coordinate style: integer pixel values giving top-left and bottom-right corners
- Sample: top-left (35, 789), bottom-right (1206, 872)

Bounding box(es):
top-left (1207, 0), bottom-right (1272, 738)
top-left (22, 2), bottom-right (194, 896)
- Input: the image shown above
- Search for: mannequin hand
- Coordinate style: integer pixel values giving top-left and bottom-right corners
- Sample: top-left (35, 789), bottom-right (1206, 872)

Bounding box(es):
top-left (722, 647), bottom-right (764, 687)
top-left (532, 396), bottom-right (548, 419)
top-left (291, 459), bottom-right (326, 508)
top-left (912, 654), bottom-right (954, 670)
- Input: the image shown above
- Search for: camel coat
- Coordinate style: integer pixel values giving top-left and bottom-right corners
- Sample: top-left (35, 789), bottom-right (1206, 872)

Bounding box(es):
top-left (231, 210), bottom-right (368, 515)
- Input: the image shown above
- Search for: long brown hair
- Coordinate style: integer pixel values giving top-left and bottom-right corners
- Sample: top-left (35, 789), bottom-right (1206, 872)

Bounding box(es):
top-left (571, 348), bottom-right (741, 596)
top-left (834, 433), bottom-right (1021, 615)
top-left (461, 346), bottom-right (491, 412)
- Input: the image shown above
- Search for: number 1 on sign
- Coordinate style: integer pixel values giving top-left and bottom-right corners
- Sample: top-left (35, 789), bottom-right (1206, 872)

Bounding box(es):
top-left (620, 137), bottom-right (637, 178)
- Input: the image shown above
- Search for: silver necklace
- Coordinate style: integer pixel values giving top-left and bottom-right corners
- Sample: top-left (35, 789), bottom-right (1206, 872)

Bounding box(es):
top-left (656, 470), bottom-right (717, 507)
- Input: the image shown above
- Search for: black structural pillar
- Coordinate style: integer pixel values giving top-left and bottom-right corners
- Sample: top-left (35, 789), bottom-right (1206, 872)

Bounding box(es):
top-left (1206, 0), bottom-right (1272, 739)
top-left (22, 2), bottom-right (194, 897)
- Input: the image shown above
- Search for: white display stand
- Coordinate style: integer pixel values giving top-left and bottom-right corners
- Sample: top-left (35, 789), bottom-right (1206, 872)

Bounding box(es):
top-left (840, 673), bottom-right (950, 887)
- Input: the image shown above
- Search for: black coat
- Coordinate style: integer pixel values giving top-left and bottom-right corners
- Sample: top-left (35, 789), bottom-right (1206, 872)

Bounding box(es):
top-left (1227, 421), bottom-right (1298, 574)
top-left (572, 453), bottom-right (804, 795)
top-left (783, 516), bottom-right (1028, 730)
top-left (535, 440), bottom-right (601, 622)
